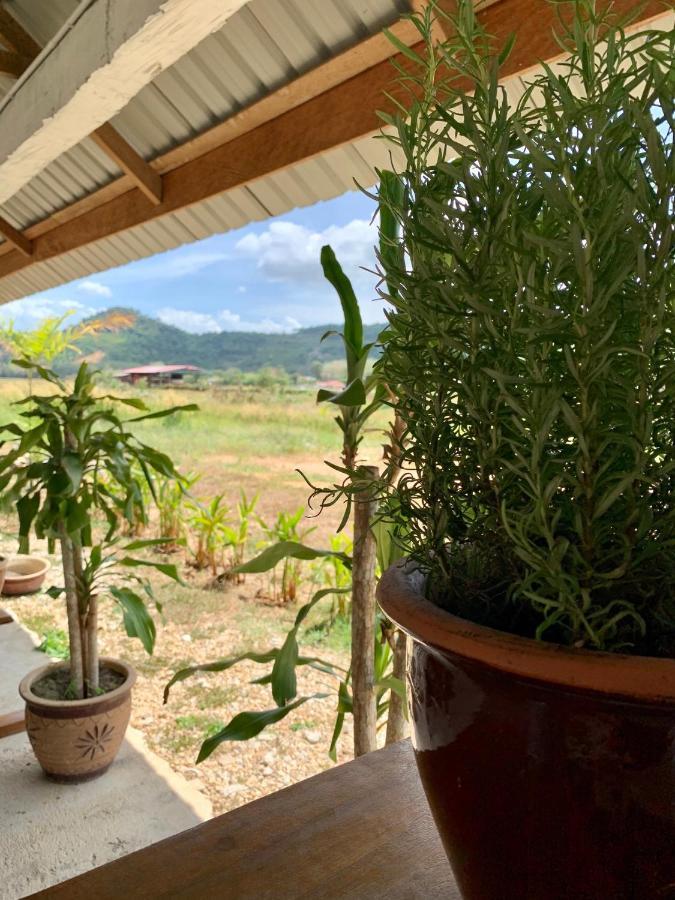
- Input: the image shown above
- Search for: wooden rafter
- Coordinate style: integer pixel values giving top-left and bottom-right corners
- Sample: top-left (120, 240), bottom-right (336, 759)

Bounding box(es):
top-left (91, 124), bottom-right (163, 206)
top-left (0, 49), bottom-right (29, 77)
top-left (0, 2), bottom-right (165, 206)
top-left (0, 4), bottom-right (40, 58)
top-left (0, 0), bottom-right (668, 284)
top-left (0, 17), bottom-right (421, 245)
top-left (0, 213), bottom-right (32, 257)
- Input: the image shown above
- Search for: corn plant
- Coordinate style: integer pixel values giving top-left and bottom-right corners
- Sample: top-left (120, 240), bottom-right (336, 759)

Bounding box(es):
top-left (256, 506), bottom-right (315, 602)
top-left (314, 534), bottom-right (353, 618)
top-left (156, 471), bottom-right (199, 550)
top-left (187, 494), bottom-right (230, 575)
top-left (222, 491), bottom-right (258, 579)
top-left (165, 195), bottom-right (411, 761)
top-left (0, 360), bottom-right (193, 698)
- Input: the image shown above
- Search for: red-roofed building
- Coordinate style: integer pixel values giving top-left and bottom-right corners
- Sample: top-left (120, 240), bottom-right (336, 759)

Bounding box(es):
top-left (115, 365), bottom-right (201, 386)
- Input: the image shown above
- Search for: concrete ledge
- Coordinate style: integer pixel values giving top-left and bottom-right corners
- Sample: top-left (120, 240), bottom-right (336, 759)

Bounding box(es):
top-left (0, 618), bottom-right (212, 898)
top-left (0, 726), bottom-right (212, 898)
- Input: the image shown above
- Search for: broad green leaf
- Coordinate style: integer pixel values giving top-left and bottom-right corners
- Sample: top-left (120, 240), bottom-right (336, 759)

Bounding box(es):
top-left (118, 556), bottom-right (181, 582)
top-left (17, 493), bottom-right (40, 552)
top-left (196, 696), bottom-right (326, 762)
top-left (232, 541), bottom-right (349, 575)
top-left (317, 378), bottom-right (367, 408)
top-left (127, 404), bottom-right (199, 423)
top-left (320, 245), bottom-right (363, 363)
top-left (271, 629), bottom-right (299, 706)
top-left (111, 586), bottom-right (156, 655)
top-left (164, 650), bottom-right (278, 702)
top-left (61, 452), bottom-right (83, 493)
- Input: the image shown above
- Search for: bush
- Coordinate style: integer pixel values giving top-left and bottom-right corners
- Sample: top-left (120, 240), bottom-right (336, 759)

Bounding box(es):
top-left (377, 1), bottom-right (675, 655)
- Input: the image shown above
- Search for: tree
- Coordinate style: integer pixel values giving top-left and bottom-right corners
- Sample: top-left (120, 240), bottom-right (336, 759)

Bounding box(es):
top-left (0, 309), bottom-right (135, 389)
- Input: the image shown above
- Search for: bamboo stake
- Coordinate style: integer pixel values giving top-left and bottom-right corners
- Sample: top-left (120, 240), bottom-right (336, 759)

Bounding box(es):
top-left (351, 465), bottom-right (379, 756)
top-left (385, 630), bottom-right (408, 744)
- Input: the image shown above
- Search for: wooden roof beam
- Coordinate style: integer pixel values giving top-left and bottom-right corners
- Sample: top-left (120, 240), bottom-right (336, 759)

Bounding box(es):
top-left (0, 4), bottom-right (164, 206)
top-left (0, 15), bottom-right (422, 243)
top-left (0, 4), bottom-right (41, 59)
top-left (0, 49), bottom-right (29, 77)
top-left (0, 214), bottom-right (32, 257)
top-left (0, 0), bottom-right (251, 208)
top-left (91, 124), bottom-right (163, 205)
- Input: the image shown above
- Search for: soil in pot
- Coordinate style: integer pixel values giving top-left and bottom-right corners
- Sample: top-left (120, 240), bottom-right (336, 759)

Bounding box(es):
top-left (31, 665), bottom-right (126, 701)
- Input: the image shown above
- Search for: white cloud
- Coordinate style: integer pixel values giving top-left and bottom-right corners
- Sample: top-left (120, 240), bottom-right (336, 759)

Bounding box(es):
top-left (117, 249), bottom-right (230, 282)
top-left (156, 309), bottom-right (222, 334)
top-left (78, 279), bottom-right (112, 298)
top-left (0, 297), bottom-right (99, 330)
top-left (156, 307), bottom-right (301, 335)
top-left (235, 218), bottom-right (377, 288)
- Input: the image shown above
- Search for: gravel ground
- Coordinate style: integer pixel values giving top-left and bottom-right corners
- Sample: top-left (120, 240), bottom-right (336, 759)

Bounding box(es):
top-left (2, 547), bottom-right (354, 818)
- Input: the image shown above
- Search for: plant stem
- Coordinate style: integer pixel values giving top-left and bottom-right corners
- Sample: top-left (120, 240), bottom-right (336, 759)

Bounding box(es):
top-left (59, 527), bottom-right (85, 699)
top-left (73, 540), bottom-right (98, 693)
top-left (385, 629), bottom-right (408, 745)
top-left (86, 594), bottom-right (99, 693)
top-left (351, 465), bottom-right (379, 757)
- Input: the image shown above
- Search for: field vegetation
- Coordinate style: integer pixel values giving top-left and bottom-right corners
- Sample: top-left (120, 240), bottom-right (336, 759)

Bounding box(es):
top-left (0, 376), bottom-right (389, 812)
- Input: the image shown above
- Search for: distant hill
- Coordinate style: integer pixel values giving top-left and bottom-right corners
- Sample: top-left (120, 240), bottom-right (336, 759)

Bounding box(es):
top-left (44, 308), bottom-right (385, 376)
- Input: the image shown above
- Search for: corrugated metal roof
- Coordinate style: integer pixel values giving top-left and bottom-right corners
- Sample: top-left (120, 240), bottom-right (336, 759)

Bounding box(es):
top-left (0, 125), bottom-right (404, 303)
top-left (118, 365), bottom-right (201, 375)
top-left (0, 0), bottom-right (412, 302)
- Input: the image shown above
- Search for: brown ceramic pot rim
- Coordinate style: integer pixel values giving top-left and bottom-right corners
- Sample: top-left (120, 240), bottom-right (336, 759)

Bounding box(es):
top-left (18, 657), bottom-right (137, 712)
top-left (5, 556), bottom-right (51, 579)
top-left (377, 562), bottom-right (675, 704)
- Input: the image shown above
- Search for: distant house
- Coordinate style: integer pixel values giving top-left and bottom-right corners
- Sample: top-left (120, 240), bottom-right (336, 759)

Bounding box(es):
top-left (115, 364), bottom-right (201, 386)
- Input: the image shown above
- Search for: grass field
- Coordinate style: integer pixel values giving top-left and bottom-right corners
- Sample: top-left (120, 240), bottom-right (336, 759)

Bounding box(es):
top-left (0, 378), bottom-right (388, 531)
top-left (0, 376), bottom-right (390, 814)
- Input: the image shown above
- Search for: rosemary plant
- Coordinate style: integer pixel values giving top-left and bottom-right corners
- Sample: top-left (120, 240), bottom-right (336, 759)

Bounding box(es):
top-left (377, 0), bottom-right (675, 655)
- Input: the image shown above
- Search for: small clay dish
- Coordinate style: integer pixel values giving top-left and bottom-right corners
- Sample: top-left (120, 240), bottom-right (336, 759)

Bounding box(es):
top-left (2, 556), bottom-right (50, 595)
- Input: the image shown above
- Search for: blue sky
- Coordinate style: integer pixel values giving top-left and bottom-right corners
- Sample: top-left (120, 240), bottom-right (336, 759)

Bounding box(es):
top-left (1, 189), bottom-right (387, 334)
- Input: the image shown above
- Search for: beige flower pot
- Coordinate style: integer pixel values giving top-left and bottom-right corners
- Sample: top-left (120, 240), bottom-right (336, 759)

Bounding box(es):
top-left (19, 658), bottom-right (136, 783)
top-left (0, 555), bottom-right (7, 593)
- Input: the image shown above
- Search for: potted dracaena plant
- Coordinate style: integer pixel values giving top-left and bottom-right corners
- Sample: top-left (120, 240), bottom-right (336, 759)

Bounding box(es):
top-left (374, 2), bottom-right (675, 898)
top-left (0, 359), bottom-right (194, 782)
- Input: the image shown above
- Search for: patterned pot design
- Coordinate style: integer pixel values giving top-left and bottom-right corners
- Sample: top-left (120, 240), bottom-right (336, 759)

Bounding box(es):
top-left (19, 658), bottom-right (136, 783)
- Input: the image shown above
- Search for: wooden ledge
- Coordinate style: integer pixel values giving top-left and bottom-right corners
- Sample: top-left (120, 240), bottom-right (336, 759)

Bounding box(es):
top-left (0, 709), bottom-right (25, 739)
top-left (28, 739), bottom-right (458, 898)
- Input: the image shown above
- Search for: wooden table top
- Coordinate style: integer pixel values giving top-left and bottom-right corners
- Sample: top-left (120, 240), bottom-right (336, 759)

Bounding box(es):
top-left (29, 739), bottom-right (459, 899)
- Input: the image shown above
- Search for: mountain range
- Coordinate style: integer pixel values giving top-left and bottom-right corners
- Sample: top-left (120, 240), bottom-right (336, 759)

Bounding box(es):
top-left (58, 308), bottom-right (384, 376)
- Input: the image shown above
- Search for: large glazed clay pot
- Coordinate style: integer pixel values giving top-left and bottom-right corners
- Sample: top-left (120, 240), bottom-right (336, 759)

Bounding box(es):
top-left (19, 658), bottom-right (136, 783)
top-left (378, 563), bottom-right (675, 900)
